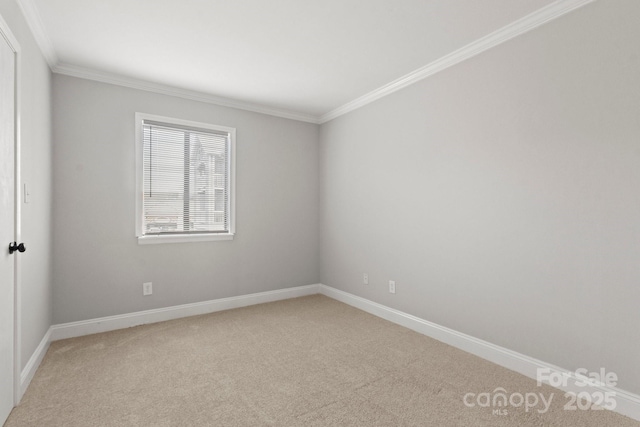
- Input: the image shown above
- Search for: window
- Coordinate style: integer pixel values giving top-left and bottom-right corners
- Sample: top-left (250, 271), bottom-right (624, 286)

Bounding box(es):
top-left (135, 113), bottom-right (235, 244)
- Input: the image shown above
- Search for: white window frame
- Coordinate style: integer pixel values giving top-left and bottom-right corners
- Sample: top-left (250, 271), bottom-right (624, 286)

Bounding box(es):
top-left (135, 113), bottom-right (236, 244)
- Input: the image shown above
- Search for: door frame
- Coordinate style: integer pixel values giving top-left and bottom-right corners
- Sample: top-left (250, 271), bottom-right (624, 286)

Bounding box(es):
top-left (0, 11), bottom-right (22, 407)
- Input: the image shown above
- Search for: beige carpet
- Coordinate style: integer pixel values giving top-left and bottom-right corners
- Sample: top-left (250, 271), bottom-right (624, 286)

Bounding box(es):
top-left (5, 295), bottom-right (638, 426)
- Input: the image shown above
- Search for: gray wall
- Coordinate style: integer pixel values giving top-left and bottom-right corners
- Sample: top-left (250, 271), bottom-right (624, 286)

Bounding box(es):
top-left (320, 0), bottom-right (640, 394)
top-left (0, 0), bottom-right (53, 369)
top-left (52, 75), bottom-right (319, 324)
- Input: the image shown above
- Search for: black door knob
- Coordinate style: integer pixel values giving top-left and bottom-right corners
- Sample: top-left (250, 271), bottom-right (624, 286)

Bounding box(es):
top-left (8, 242), bottom-right (26, 254)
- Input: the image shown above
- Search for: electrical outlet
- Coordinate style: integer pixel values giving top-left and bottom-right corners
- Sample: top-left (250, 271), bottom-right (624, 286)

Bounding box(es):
top-left (363, 273), bottom-right (369, 285)
top-left (389, 280), bottom-right (396, 294)
top-left (143, 282), bottom-right (153, 296)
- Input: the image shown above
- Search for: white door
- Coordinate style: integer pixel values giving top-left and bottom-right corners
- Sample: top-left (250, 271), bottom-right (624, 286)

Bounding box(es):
top-left (0, 28), bottom-right (16, 425)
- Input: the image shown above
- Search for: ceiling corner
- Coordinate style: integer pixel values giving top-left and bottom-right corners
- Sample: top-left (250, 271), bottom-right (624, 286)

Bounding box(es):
top-left (16, 0), bottom-right (58, 67)
top-left (319, 0), bottom-right (597, 124)
top-left (53, 63), bottom-right (321, 124)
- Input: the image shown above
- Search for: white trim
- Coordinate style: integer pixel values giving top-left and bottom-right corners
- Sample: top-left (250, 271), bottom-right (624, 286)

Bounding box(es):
top-left (19, 328), bottom-right (50, 399)
top-left (0, 14), bottom-right (19, 50)
top-left (0, 12), bottom-right (22, 411)
top-left (50, 284), bottom-right (321, 341)
top-left (138, 233), bottom-right (234, 245)
top-left (228, 123), bottom-right (236, 237)
top-left (17, 0), bottom-right (595, 125)
top-left (319, 0), bottom-right (596, 123)
top-left (134, 112), bottom-right (143, 239)
top-left (23, 283), bottom-right (640, 422)
top-left (318, 284), bottom-right (640, 422)
top-left (12, 38), bottom-right (21, 409)
top-left (14, 0), bottom-right (58, 66)
top-left (55, 63), bottom-right (320, 124)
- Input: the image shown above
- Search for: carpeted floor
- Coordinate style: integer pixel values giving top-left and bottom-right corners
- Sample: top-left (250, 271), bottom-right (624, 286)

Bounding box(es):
top-left (5, 295), bottom-right (639, 426)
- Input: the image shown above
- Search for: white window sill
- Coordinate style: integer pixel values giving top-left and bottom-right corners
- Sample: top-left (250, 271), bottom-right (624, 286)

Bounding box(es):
top-left (138, 233), bottom-right (234, 245)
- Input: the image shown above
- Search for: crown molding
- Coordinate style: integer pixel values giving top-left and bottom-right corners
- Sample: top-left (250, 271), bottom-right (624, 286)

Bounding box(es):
top-left (319, 0), bottom-right (596, 123)
top-left (15, 0), bottom-right (58, 66)
top-left (17, 0), bottom-right (319, 124)
top-left (18, 0), bottom-right (595, 125)
top-left (53, 63), bottom-right (320, 124)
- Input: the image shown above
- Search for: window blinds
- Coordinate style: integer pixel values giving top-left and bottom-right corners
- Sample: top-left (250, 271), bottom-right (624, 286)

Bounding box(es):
top-left (142, 120), bottom-right (230, 235)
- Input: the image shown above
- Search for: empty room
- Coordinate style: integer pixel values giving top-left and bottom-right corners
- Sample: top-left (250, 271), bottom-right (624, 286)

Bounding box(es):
top-left (1, 0), bottom-right (639, 425)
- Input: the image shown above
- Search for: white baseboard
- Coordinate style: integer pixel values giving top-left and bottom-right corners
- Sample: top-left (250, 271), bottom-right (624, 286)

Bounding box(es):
top-left (21, 282), bottom-right (640, 422)
top-left (19, 285), bottom-right (319, 400)
top-left (318, 284), bottom-right (640, 422)
top-left (20, 327), bottom-right (51, 400)
top-left (50, 284), bottom-right (321, 341)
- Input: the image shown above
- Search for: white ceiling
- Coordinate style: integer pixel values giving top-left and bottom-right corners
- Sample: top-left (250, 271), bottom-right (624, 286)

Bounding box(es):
top-left (25, 0), bottom-right (571, 121)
